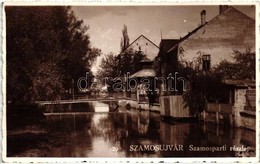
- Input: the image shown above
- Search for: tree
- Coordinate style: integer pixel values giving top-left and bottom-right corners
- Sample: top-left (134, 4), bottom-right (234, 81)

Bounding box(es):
top-left (120, 24), bottom-right (130, 52)
top-left (96, 53), bottom-right (118, 79)
top-left (6, 6), bottom-right (99, 102)
top-left (6, 7), bottom-right (64, 102)
top-left (97, 25), bottom-right (147, 79)
top-left (214, 50), bottom-right (255, 80)
top-left (116, 48), bottom-right (147, 77)
top-left (96, 49), bottom-right (147, 92)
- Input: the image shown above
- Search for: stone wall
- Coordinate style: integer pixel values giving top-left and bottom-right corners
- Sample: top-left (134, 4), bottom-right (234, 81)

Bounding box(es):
top-left (233, 88), bottom-right (247, 127)
top-left (233, 88), bottom-right (255, 130)
top-left (240, 111), bottom-right (256, 131)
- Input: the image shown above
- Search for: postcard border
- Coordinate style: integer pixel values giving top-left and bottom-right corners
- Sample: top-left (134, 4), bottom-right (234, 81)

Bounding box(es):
top-left (1, 1), bottom-right (259, 163)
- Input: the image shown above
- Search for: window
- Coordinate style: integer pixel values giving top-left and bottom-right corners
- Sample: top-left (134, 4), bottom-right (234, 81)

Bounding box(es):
top-left (202, 55), bottom-right (211, 71)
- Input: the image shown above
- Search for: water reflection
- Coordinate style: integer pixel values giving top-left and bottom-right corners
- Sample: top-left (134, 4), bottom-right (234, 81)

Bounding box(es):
top-left (8, 102), bottom-right (256, 157)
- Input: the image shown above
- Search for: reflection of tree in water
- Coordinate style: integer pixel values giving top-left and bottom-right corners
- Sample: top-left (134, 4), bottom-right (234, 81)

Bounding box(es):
top-left (47, 114), bottom-right (93, 132)
top-left (45, 102), bottom-right (96, 145)
top-left (46, 114), bottom-right (94, 154)
top-left (44, 103), bottom-right (95, 113)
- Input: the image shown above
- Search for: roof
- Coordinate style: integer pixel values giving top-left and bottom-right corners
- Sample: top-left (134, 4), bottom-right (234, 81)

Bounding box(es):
top-left (223, 79), bottom-right (256, 88)
top-left (160, 39), bottom-right (179, 52)
top-left (167, 24), bottom-right (206, 53)
top-left (140, 59), bottom-right (153, 62)
top-left (167, 6), bottom-right (254, 53)
top-left (120, 34), bottom-right (159, 54)
top-left (129, 69), bottom-right (156, 78)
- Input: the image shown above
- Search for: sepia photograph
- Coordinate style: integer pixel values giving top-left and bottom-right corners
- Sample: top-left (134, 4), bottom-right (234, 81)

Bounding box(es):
top-left (3, 3), bottom-right (258, 162)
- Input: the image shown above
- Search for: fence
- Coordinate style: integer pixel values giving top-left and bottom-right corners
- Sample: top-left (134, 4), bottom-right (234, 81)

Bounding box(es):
top-left (202, 103), bottom-right (233, 125)
top-left (160, 95), bottom-right (190, 118)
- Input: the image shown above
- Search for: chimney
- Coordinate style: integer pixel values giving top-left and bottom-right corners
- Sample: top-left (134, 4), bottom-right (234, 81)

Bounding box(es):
top-left (200, 10), bottom-right (206, 25)
top-left (219, 5), bottom-right (229, 14)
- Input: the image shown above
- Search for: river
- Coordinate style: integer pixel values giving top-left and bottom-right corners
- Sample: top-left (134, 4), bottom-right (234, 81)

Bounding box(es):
top-left (7, 102), bottom-right (256, 157)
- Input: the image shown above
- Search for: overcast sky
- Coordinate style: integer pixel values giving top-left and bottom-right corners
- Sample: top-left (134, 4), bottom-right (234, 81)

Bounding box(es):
top-left (72, 5), bottom-right (255, 73)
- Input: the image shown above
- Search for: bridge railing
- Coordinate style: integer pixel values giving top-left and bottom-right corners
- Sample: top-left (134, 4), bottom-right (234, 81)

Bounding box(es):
top-left (35, 92), bottom-right (127, 105)
top-left (74, 92), bottom-right (126, 100)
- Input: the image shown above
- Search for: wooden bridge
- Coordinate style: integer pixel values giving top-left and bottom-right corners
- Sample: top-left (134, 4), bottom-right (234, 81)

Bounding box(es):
top-left (35, 97), bottom-right (125, 105)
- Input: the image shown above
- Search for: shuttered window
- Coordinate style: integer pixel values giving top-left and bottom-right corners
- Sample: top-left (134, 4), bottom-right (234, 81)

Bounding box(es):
top-left (202, 55), bottom-right (211, 71)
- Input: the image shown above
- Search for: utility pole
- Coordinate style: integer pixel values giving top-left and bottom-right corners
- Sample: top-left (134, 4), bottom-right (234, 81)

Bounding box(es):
top-left (161, 28), bottom-right (163, 40)
top-left (72, 79), bottom-right (74, 100)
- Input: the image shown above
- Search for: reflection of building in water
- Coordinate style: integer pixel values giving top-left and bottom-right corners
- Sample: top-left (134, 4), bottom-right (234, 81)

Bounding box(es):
top-left (203, 123), bottom-right (255, 157)
top-left (137, 112), bottom-right (150, 134)
top-left (160, 121), bottom-right (255, 157)
top-left (201, 119), bottom-right (255, 147)
top-left (124, 110), bottom-right (161, 157)
top-left (160, 122), bottom-right (190, 145)
top-left (126, 110), bottom-right (150, 135)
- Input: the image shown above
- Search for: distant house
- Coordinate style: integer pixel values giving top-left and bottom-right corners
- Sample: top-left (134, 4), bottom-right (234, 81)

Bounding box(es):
top-left (124, 35), bottom-right (160, 107)
top-left (120, 34), bottom-right (159, 61)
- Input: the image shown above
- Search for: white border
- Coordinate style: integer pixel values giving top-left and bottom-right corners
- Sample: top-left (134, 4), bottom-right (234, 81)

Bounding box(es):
top-left (2, 1), bottom-right (259, 163)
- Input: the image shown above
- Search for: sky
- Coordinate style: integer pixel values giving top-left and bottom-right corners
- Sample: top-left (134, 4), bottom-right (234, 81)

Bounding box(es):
top-left (71, 5), bottom-right (255, 73)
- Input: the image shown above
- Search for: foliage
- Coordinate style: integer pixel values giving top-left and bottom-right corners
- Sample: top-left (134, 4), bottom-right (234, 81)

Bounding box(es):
top-left (6, 6), bottom-right (100, 102)
top-left (97, 49), bottom-right (147, 80)
top-left (214, 50), bottom-right (255, 80)
top-left (96, 53), bottom-right (118, 79)
top-left (181, 50), bottom-right (254, 115)
top-left (116, 48), bottom-right (147, 77)
top-left (181, 68), bottom-right (228, 116)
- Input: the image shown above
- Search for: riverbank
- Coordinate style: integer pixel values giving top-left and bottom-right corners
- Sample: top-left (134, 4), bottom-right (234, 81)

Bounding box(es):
top-left (7, 104), bottom-right (46, 130)
top-left (7, 104), bottom-right (48, 156)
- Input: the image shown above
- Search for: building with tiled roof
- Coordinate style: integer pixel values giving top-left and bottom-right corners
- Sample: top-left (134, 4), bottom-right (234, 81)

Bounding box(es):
top-left (157, 6), bottom-right (256, 129)
top-left (165, 6), bottom-right (255, 70)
